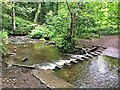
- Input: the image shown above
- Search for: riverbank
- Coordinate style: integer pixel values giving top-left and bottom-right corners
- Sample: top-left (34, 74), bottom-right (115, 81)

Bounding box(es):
top-left (78, 36), bottom-right (119, 58)
top-left (1, 35), bottom-right (119, 89)
top-left (2, 61), bottom-right (49, 89)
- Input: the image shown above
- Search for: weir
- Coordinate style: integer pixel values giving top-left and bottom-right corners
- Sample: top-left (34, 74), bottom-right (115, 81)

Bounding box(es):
top-left (33, 50), bottom-right (103, 70)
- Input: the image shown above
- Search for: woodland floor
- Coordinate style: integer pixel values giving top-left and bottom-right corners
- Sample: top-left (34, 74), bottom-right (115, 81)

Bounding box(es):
top-left (78, 36), bottom-right (119, 49)
top-left (1, 35), bottom-right (119, 89)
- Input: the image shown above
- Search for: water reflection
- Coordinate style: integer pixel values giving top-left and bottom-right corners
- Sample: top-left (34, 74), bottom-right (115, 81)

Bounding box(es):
top-left (3, 42), bottom-right (68, 65)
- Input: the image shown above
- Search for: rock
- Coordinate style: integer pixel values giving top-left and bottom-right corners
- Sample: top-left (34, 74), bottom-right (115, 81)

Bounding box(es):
top-left (54, 65), bottom-right (63, 70)
top-left (89, 46), bottom-right (99, 52)
top-left (39, 38), bottom-right (46, 42)
top-left (46, 42), bottom-right (55, 46)
top-left (81, 56), bottom-right (89, 60)
top-left (63, 63), bottom-right (71, 67)
top-left (90, 52), bottom-right (98, 56)
top-left (118, 67), bottom-right (120, 73)
top-left (97, 49), bottom-right (102, 52)
top-left (95, 52), bottom-right (101, 55)
top-left (9, 53), bottom-right (16, 56)
top-left (97, 45), bottom-right (101, 47)
top-left (70, 60), bottom-right (78, 64)
top-left (70, 59), bottom-right (76, 61)
top-left (44, 37), bottom-right (50, 41)
top-left (21, 57), bottom-right (28, 62)
top-left (76, 58), bottom-right (85, 61)
top-left (86, 54), bottom-right (94, 58)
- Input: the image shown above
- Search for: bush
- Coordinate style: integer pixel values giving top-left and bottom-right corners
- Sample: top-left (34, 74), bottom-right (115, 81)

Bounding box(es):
top-left (29, 26), bottom-right (45, 39)
top-left (2, 14), bottom-right (33, 35)
top-left (0, 31), bottom-right (8, 55)
top-left (101, 28), bottom-right (119, 35)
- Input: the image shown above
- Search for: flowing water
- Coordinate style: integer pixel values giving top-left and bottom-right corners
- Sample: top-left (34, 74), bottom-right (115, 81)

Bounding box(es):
top-left (3, 42), bottom-right (119, 88)
top-left (54, 55), bottom-right (119, 88)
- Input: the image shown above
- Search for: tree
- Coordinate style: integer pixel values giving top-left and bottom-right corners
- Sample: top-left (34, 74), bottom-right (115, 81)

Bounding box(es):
top-left (12, 1), bottom-right (16, 31)
top-left (34, 3), bottom-right (41, 23)
top-left (65, 1), bottom-right (81, 45)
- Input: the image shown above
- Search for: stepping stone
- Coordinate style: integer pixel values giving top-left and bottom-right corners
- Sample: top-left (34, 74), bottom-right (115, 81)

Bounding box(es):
top-left (70, 59), bottom-right (77, 61)
top-left (81, 56), bottom-right (89, 60)
top-left (95, 52), bottom-right (101, 55)
top-left (70, 60), bottom-right (78, 64)
top-left (63, 63), bottom-right (72, 67)
top-left (86, 54), bottom-right (94, 58)
top-left (90, 52), bottom-right (98, 56)
top-left (97, 50), bottom-right (102, 52)
top-left (54, 65), bottom-right (63, 70)
top-left (76, 58), bottom-right (85, 61)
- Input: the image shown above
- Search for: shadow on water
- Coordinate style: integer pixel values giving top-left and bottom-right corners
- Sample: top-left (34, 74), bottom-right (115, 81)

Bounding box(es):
top-left (54, 55), bottom-right (119, 88)
top-left (3, 42), bottom-right (68, 65)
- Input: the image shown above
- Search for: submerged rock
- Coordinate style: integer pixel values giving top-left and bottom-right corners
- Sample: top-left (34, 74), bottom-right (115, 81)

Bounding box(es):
top-left (21, 57), bottom-right (28, 62)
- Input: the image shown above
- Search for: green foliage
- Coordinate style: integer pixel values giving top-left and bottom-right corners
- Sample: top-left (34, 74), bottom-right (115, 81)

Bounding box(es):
top-left (14, 16), bottom-right (33, 35)
top-left (2, 14), bottom-right (32, 35)
top-left (2, 1), bottom-right (119, 53)
top-left (0, 31), bottom-right (8, 55)
top-left (29, 26), bottom-right (44, 39)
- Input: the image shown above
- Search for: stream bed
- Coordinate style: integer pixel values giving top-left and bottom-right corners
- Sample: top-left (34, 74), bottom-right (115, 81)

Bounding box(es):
top-left (3, 41), bottom-right (119, 88)
top-left (54, 55), bottom-right (119, 88)
top-left (3, 42), bottom-right (68, 65)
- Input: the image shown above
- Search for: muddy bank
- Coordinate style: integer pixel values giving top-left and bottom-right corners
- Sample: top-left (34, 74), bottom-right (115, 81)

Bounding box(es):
top-left (78, 36), bottom-right (119, 49)
top-left (2, 61), bottom-right (49, 89)
top-left (78, 36), bottom-right (119, 58)
top-left (6, 36), bottom-right (40, 44)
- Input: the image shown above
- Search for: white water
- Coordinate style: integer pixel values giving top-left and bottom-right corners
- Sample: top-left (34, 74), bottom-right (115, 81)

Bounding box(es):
top-left (33, 55), bottom-right (85, 70)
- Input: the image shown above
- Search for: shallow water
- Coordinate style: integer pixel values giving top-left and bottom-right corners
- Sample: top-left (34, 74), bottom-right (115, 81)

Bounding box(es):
top-left (3, 42), bottom-right (68, 65)
top-left (54, 55), bottom-right (119, 88)
top-left (3, 41), bottom-right (119, 88)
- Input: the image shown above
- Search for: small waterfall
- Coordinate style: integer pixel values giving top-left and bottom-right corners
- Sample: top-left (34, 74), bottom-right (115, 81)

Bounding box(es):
top-left (32, 47), bottom-right (103, 70)
top-left (35, 59), bottom-right (72, 70)
top-left (40, 63), bottom-right (57, 70)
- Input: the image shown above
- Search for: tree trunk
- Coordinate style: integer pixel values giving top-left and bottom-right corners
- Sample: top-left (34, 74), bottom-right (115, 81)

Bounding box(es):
top-left (66, 1), bottom-right (76, 44)
top-left (72, 13), bottom-right (76, 40)
top-left (34, 3), bottom-right (41, 23)
top-left (55, 2), bottom-right (58, 15)
top-left (12, 2), bottom-right (16, 31)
